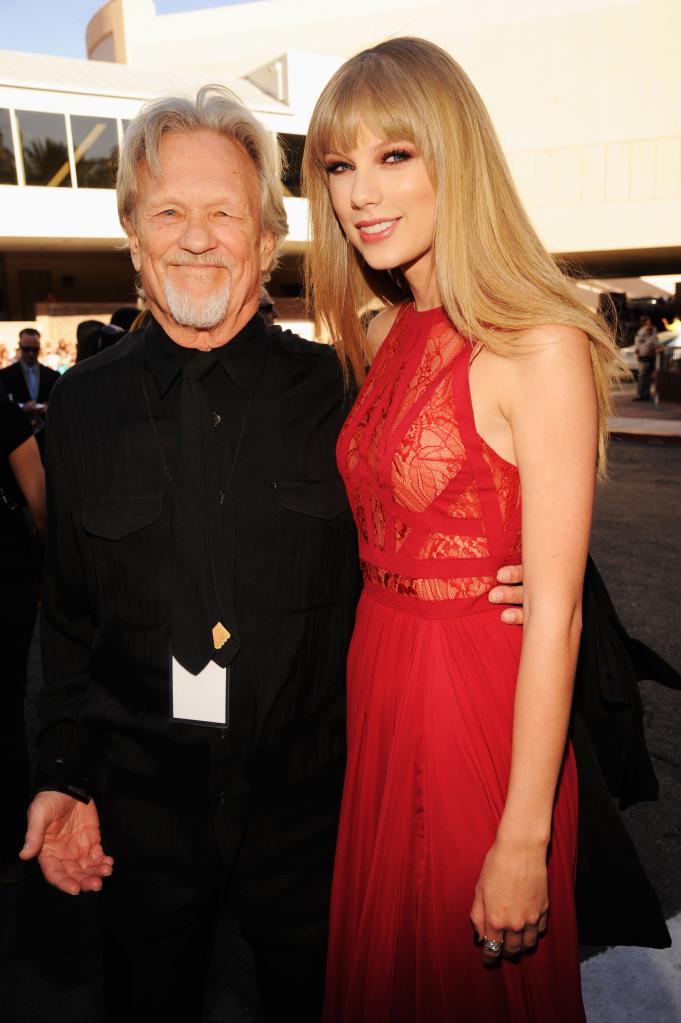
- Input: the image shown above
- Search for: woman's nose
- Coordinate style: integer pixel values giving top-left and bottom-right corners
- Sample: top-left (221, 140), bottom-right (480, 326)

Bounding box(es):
top-left (350, 167), bottom-right (382, 210)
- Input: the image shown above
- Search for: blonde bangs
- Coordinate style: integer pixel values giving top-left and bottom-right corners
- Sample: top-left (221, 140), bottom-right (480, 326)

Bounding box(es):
top-left (305, 61), bottom-right (436, 178)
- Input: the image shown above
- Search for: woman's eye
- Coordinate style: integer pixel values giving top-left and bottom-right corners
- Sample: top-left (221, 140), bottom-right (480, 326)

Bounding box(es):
top-left (159, 209), bottom-right (177, 217)
top-left (384, 149), bottom-right (412, 165)
top-left (325, 160), bottom-right (352, 175)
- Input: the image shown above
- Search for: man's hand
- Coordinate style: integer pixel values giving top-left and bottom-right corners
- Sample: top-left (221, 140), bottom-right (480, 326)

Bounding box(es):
top-left (20, 791), bottom-right (114, 895)
top-left (488, 564), bottom-right (524, 625)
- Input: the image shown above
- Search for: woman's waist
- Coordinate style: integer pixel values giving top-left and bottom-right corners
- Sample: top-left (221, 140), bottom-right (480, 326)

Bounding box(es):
top-left (359, 556), bottom-right (517, 620)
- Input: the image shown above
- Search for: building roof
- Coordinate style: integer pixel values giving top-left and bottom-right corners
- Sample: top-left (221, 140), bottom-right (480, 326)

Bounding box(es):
top-left (0, 48), bottom-right (289, 113)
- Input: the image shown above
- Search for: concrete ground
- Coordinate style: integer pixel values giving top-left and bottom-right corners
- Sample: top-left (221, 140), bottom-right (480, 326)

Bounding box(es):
top-left (1, 439), bottom-right (680, 1022)
top-left (609, 380), bottom-right (681, 441)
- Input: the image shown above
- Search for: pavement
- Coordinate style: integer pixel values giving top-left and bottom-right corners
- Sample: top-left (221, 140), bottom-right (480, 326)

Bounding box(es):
top-left (582, 912), bottom-right (681, 1022)
top-left (609, 382), bottom-right (681, 442)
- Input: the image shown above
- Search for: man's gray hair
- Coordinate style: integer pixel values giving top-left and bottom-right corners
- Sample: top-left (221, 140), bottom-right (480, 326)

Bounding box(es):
top-left (116, 85), bottom-right (288, 271)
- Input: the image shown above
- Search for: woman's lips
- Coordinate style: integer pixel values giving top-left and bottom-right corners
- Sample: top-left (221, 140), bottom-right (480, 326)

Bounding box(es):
top-left (356, 218), bottom-right (400, 244)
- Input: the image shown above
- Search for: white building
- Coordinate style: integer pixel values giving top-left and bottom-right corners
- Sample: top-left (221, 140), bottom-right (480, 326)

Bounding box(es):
top-left (0, 0), bottom-right (679, 346)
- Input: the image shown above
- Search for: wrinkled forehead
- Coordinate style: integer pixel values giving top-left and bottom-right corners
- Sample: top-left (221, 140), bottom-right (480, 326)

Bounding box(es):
top-left (140, 129), bottom-right (251, 183)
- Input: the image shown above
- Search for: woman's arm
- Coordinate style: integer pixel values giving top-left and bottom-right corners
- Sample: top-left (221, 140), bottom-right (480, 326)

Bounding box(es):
top-left (470, 324), bottom-right (598, 958)
top-left (9, 433), bottom-right (47, 541)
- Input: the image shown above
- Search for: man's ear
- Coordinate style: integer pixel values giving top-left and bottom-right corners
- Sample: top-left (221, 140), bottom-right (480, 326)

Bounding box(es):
top-left (124, 217), bottom-right (142, 273)
top-left (259, 230), bottom-right (277, 274)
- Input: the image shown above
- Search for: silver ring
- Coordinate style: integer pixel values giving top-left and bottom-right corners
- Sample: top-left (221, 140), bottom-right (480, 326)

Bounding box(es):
top-left (482, 937), bottom-right (504, 955)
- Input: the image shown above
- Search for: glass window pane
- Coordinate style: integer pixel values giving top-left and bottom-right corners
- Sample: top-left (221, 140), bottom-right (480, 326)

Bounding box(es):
top-left (71, 115), bottom-right (118, 188)
top-left (0, 109), bottom-right (17, 185)
top-left (279, 133), bottom-right (305, 197)
top-left (16, 110), bottom-right (71, 187)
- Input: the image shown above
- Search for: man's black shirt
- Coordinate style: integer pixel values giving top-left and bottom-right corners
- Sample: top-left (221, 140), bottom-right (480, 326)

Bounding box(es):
top-left (36, 314), bottom-right (360, 862)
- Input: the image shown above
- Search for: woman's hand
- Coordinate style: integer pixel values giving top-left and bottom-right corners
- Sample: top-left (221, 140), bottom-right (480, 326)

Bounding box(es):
top-left (470, 837), bottom-right (549, 964)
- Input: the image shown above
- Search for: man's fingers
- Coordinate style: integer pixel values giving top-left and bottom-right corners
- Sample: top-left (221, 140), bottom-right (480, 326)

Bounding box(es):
top-left (488, 584), bottom-right (524, 606)
top-left (89, 841), bottom-right (114, 866)
top-left (39, 852), bottom-right (109, 895)
top-left (80, 874), bottom-right (104, 893)
top-left (39, 856), bottom-right (82, 896)
top-left (496, 564), bottom-right (523, 585)
top-left (77, 855), bottom-right (113, 878)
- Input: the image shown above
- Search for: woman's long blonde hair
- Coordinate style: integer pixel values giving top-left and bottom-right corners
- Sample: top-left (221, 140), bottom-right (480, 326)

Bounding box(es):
top-left (302, 37), bottom-right (620, 474)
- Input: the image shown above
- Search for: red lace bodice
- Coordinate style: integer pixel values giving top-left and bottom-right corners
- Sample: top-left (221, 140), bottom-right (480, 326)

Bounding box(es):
top-left (337, 303), bottom-right (522, 617)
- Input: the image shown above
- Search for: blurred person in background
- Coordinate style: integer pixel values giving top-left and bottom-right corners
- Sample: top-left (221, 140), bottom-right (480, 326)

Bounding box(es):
top-left (128, 307), bottom-right (150, 333)
top-left (110, 306), bottom-right (141, 333)
top-left (0, 329), bottom-right (60, 458)
top-left (75, 320), bottom-right (124, 364)
top-left (0, 329), bottom-right (59, 409)
top-left (43, 339), bottom-right (73, 375)
top-left (258, 286), bottom-right (279, 326)
top-left (633, 315), bottom-right (658, 401)
top-left (0, 382), bottom-right (46, 884)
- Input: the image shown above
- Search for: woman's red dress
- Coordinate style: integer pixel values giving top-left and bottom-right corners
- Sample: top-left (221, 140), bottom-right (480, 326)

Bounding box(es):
top-left (323, 304), bottom-right (585, 1022)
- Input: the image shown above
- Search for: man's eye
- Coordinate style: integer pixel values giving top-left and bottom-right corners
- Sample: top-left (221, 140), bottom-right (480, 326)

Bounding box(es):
top-left (325, 160), bottom-right (352, 175)
top-left (384, 149), bottom-right (412, 165)
top-left (159, 209), bottom-right (177, 217)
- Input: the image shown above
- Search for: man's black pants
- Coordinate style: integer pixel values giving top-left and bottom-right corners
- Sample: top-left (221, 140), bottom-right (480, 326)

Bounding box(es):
top-left (98, 759), bottom-right (344, 1023)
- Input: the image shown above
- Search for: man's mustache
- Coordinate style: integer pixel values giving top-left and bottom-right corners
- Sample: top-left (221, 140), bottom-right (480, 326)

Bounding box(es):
top-left (165, 253), bottom-right (232, 270)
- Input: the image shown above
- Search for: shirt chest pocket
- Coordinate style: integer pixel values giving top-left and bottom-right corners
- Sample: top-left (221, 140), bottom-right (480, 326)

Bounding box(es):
top-left (273, 478), bottom-right (357, 611)
top-left (82, 496), bottom-right (166, 626)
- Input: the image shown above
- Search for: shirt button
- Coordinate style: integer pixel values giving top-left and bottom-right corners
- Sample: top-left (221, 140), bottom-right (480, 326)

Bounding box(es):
top-left (212, 412), bottom-right (221, 427)
top-left (216, 791), bottom-right (227, 807)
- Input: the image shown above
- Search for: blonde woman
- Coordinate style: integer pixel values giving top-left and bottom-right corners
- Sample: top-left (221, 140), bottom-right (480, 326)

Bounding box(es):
top-left (303, 38), bottom-right (621, 1022)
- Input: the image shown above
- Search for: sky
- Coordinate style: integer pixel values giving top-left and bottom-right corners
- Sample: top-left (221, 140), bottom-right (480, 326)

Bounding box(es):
top-left (0, 0), bottom-right (263, 59)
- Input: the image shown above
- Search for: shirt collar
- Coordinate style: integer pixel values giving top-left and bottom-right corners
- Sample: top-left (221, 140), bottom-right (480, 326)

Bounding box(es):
top-left (142, 313), bottom-right (271, 398)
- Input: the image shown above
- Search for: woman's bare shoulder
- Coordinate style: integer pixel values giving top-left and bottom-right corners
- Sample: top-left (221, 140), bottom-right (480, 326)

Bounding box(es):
top-left (517, 323), bottom-right (590, 352)
top-left (366, 305), bottom-right (402, 358)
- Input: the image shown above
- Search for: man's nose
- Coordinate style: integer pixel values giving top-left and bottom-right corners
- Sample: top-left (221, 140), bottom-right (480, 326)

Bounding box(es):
top-left (179, 212), bottom-right (217, 252)
top-left (350, 166), bottom-right (381, 210)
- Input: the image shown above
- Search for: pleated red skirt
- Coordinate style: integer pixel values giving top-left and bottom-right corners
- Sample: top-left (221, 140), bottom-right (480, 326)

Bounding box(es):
top-left (322, 590), bottom-right (585, 1023)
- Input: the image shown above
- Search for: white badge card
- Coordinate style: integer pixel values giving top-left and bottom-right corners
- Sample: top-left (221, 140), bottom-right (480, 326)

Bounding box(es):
top-left (171, 657), bottom-right (229, 727)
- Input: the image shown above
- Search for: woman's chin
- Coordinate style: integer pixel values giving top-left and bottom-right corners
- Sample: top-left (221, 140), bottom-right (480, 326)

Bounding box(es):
top-left (360, 251), bottom-right (403, 273)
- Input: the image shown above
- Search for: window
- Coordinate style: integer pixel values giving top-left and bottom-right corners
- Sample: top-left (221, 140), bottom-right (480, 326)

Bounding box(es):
top-left (71, 115), bottom-right (118, 188)
top-left (278, 133), bottom-right (305, 197)
top-left (16, 110), bottom-right (71, 187)
top-left (0, 109), bottom-right (17, 185)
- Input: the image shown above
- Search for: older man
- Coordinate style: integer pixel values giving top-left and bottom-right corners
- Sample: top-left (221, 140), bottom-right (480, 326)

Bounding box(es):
top-left (20, 88), bottom-right (524, 1021)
